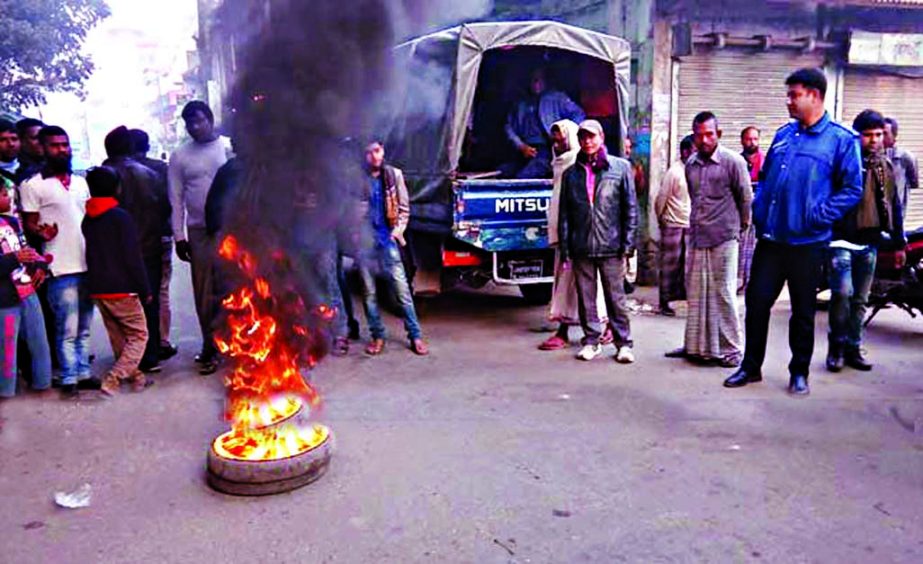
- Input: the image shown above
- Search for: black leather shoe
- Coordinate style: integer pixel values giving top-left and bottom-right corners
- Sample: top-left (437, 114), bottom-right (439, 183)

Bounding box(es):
top-left (788, 374), bottom-right (810, 396)
top-left (723, 369), bottom-right (762, 388)
top-left (844, 346), bottom-right (873, 371)
top-left (660, 305), bottom-right (677, 317)
top-left (664, 347), bottom-right (687, 359)
top-left (826, 340), bottom-right (844, 372)
top-left (77, 378), bottom-right (102, 390)
top-left (60, 384), bottom-right (78, 399)
top-left (348, 319), bottom-right (361, 341)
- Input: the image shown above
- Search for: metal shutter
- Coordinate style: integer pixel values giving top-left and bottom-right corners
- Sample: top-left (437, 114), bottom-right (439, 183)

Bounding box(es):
top-left (677, 49), bottom-right (824, 151)
top-left (843, 69), bottom-right (923, 229)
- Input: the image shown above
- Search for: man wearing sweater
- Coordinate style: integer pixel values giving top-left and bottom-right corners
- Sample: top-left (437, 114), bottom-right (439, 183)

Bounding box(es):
top-left (168, 101), bottom-right (230, 375)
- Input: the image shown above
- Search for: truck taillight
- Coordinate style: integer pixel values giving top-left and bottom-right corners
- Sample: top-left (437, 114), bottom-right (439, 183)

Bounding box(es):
top-left (443, 250), bottom-right (483, 267)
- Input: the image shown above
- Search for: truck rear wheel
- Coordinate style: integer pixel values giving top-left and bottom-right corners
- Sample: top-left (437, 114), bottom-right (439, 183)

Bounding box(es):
top-left (519, 283), bottom-right (553, 305)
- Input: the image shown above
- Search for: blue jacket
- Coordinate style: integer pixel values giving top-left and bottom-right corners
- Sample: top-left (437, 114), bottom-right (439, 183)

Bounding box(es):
top-left (505, 90), bottom-right (585, 149)
top-left (753, 112), bottom-right (863, 245)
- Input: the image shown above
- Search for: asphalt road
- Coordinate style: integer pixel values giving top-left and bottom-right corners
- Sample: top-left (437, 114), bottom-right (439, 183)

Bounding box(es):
top-left (1, 262), bottom-right (922, 563)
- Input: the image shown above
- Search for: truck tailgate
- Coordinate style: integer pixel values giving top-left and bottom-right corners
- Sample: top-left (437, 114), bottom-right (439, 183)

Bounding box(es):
top-left (453, 179), bottom-right (553, 252)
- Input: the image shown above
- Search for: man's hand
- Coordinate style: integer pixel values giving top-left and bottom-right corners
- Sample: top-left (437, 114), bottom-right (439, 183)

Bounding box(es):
top-left (519, 144), bottom-right (538, 159)
top-left (390, 228), bottom-right (407, 247)
top-left (31, 269), bottom-right (47, 289)
top-left (37, 223), bottom-right (58, 242)
top-left (15, 248), bottom-right (42, 264)
top-left (561, 259), bottom-right (572, 272)
top-left (176, 240), bottom-right (192, 262)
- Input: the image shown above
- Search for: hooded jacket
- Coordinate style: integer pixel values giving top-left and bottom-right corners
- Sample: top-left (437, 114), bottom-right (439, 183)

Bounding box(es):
top-left (547, 119), bottom-right (580, 247)
top-left (558, 149), bottom-right (638, 261)
top-left (81, 197), bottom-right (150, 298)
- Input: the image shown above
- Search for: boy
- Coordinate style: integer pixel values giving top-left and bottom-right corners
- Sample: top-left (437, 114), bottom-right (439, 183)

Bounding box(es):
top-left (0, 181), bottom-right (52, 399)
top-left (82, 166), bottom-right (152, 395)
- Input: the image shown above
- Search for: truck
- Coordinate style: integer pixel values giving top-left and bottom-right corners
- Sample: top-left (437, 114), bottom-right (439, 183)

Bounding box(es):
top-left (388, 21), bottom-right (632, 303)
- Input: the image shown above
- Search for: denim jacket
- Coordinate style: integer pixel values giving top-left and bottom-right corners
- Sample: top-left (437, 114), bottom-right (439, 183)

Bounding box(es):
top-left (753, 113), bottom-right (863, 246)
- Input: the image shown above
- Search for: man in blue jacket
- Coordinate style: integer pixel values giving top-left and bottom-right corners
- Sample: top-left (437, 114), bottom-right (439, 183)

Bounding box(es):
top-left (724, 68), bottom-right (863, 396)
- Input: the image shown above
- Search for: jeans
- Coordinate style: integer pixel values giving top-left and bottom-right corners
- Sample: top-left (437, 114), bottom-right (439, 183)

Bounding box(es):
top-left (336, 253), bottom-right (357, 336)
top-left (0, 294), bottom-right (53, 397)
top-left (827, 246), bottom-right (877, 348)
top-left (741, 240), bottom-right (825, 377)
top-left (359, 243), bottom-right (423, 341)
top-left (47, 274), bottom-right (94, 385)
top-left (572, 256), bottom-right (633, 347)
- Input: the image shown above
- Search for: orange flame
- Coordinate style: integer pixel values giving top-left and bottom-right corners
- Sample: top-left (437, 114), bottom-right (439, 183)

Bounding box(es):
top-left (213, 235), bottom-right (329, 461)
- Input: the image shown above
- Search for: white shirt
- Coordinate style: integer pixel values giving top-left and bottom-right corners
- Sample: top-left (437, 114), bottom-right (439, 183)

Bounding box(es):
top-left (169, 136), bottom-right (231, 239)
top-left (19, 174), bottom-right (90, 276)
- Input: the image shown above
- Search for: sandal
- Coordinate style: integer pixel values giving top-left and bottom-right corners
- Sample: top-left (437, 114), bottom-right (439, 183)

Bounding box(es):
top-left (410, 338), bottom-right (429, 356)
top-left (365, 339), bottom-right (385, 356)
top-left (538, 335), bottom-right (567, 351)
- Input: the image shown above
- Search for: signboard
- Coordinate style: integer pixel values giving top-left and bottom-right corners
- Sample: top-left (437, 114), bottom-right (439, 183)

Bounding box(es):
top-left (850, 31), bottom-right (923, 67)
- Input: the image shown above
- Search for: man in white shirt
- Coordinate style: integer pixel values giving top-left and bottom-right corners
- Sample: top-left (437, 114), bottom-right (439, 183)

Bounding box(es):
top-left (19, 126), bottom-right (93, 398)
top-left (168, 101), bottom-right (230, 375)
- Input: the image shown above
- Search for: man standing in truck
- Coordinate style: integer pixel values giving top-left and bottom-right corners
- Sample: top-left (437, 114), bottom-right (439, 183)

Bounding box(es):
top-left (503, 68), bottom-right (585, 180)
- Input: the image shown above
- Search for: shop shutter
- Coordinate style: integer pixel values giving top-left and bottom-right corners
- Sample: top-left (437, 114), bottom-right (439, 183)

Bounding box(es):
top-left (677, 49), bottom-right (825, 155)
top-left (843, 69), bottom-right (923, 229)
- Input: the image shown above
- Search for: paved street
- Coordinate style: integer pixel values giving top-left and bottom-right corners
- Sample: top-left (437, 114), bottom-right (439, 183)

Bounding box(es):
top-left (2, 262), bottom-right (922, 563)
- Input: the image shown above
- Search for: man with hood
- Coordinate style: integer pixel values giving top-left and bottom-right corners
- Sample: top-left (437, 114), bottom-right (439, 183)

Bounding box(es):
top-left (539, 119), bottom-right (609, 350)
top-left (558, 120), bottom-right (638, 364)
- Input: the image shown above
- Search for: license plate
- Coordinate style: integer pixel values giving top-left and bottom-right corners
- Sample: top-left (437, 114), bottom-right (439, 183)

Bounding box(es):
top-left (509, 260), bottom-right (544, 280)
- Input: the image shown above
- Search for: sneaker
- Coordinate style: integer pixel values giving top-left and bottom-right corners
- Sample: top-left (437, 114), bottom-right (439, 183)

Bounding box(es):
top-left (576, 344), bottom-right (603, 361)
top-left (615, 346), bottom-right (635, 364)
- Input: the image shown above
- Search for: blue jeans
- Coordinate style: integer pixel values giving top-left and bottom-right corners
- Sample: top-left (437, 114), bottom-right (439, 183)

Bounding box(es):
top-left (359, 243), bottom-right (423, 341)
top-left (828, 246), bottom-right (877, 347)
top-left (47, 274), bottom-right (94, 385)
top-left (0, 294), bottom-right (53, 397)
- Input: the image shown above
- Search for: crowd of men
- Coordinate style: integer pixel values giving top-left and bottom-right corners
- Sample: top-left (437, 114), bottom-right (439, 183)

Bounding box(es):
top-left (646, 67), bottom-right (916, 395)
top-left (0, 99), bottom-right (434, 401)
top-left (0, 65), bottom-right (918, 401)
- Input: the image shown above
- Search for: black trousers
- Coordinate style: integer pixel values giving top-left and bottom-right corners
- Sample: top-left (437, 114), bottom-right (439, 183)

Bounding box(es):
top-left (741, 239), bottom-right (825, 377)
top-left (141, 254), bottom-right (162, 366)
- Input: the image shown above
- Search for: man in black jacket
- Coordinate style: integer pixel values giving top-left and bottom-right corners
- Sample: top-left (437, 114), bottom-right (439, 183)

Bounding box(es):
top-left (103, 126), bottom-right (171, 373)
top-left (130, 128), bottom-right (177, 360)
top-left (826, 110), bottom-right (905, 373)
top-left (558, 120), bottom-right (638, 364)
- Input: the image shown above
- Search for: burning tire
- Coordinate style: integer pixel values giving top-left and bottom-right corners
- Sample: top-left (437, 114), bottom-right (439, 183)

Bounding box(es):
top-left (206, 426), bottom-right (333, 496)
